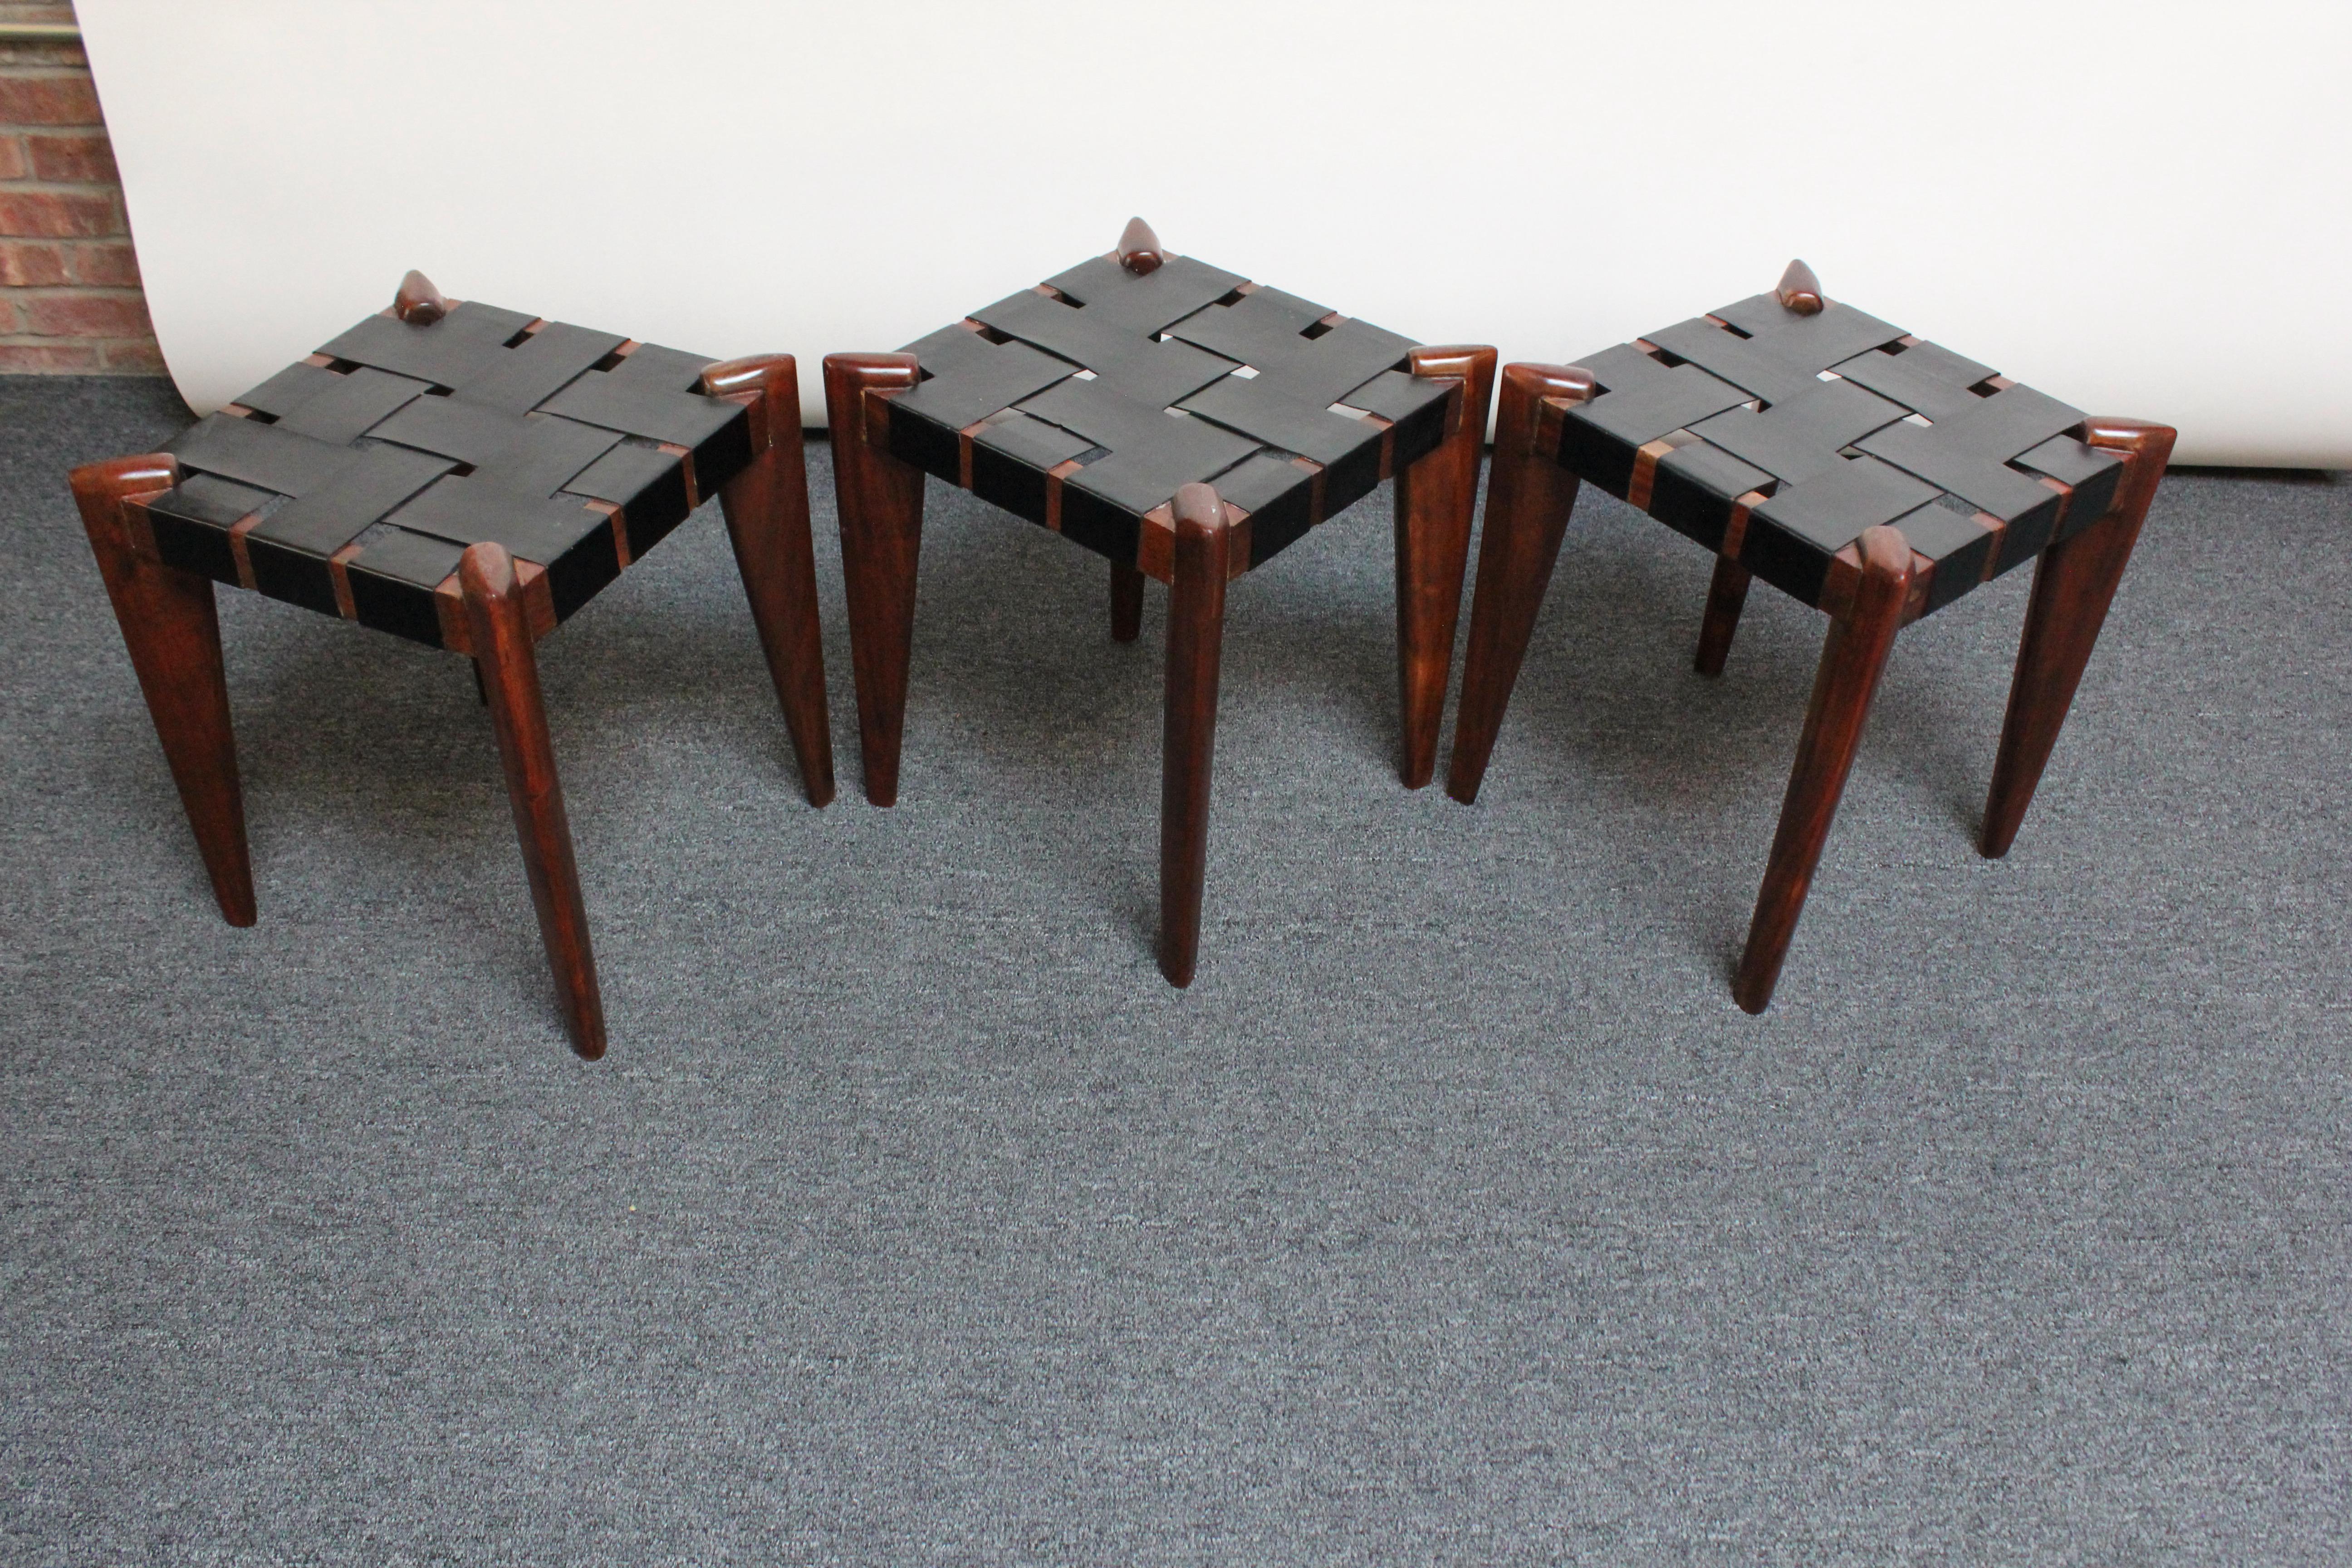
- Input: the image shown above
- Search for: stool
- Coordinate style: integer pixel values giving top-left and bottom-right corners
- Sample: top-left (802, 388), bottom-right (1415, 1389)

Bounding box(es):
top-left (824, 220), bottom-right (1495, 985)
top-left (69, 271), bottom-right (834, 1058)
top-left (1447, 261), bottom-right (2175, 1012)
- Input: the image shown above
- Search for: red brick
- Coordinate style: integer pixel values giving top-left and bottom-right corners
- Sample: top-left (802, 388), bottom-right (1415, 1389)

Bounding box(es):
top-left (0, 44), bottom-right (86, 69)
top-left (25, 131), bottom-right (115, 184)
top-left (0, 189), bottom-right (121, 237)
top-left (0, 240), bottom-right (66, 284)
top-left (23, 291), bottom-right (150, 337)
top-left (0, 74), bottom-right (101, 125)
top-left (101, 338), bottom-right (166, 372)
top-left (0, 136), bottom-right (25, 180)
top-left (0, 340), bottom-right (98, 371)
top-left (70, 240), bottom-right (138, 286)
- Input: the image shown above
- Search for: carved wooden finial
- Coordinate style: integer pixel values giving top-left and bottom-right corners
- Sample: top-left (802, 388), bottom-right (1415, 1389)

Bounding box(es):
top-left (1172, 480), bottom-right (1228, 535)
top-left (394, 270), bottom-right (447, 325)
top-left (1117, 216), bottom-right (1165, 276)
top-left (1776, 259), bottom-right (1824, 315)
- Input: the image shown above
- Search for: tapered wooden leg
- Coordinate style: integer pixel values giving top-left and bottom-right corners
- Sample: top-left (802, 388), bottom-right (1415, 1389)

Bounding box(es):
top-left (1695, 556), bottom-right (1751, 676)
top-left (1732, 526), bottom-right (1915, 1014)
top-left (700, 355), bottom-right (835, 807)
top-left (1393, 345), bottom-right (1497, 789)
top-left (1159, 484), bottom-right (1233, 989)
top-left (1110, 560), bottom-right (1144, 643)
top-left (71, 454), bottom-right (256, 926)
top-left (461, 542), bottom-right (605, 1060)
top-left (1444, 363), bottom-right (1594, 804)
top-left (823, 353), bottom-right (926, 807)
top-left (1980, 418), bottom-right (2176, 858)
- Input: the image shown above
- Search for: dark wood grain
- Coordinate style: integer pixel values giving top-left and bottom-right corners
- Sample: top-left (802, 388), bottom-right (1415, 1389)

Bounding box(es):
top-left (394, 269), bottom-right (447, 325)
top-left (701, 353), bottom-right (836, 808)
top-left (1776, 259), bottom-right (1824, 315)
top-left (1110, 560), bottom-right (1145, 642)
top-left (1695, 555), bottom-right (1753, 676)
top-left (1979, 416), bottom-right (2176, 858)
top-left (1159, 482), bottom-right (1232, 988)
top-left (460, 541), bottom-right (606, 1060)
top-left (1394, 344), bottom-right (1498, 789)
top-left (73, 453), bottom-right (257, 927)
top-left (822, 352), bottom-right (926, 807)
top-left (1732, 523), bottom-right (1914, 1014)
top-left (1444, 363), bottom-right (1595, 804)
top-left (1117, 216), bottom-right (1165, 276)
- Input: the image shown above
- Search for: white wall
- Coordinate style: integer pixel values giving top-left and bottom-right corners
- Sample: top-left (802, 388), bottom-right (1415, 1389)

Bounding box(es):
top-left (79, 0), bottom-right (2352, 465)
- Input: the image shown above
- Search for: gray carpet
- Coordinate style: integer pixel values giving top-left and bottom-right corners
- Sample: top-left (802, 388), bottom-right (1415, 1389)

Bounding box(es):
top-left (2, 376), bottom-right (2345, 1565)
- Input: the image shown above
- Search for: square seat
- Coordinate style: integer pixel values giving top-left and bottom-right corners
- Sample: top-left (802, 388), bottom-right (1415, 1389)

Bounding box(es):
top-left (146, 296), bottom-right (755, 648)
top-left (882, 245), bottom-right (1456, 580)
top-left (1553, 287), bottom-right (2126, 616)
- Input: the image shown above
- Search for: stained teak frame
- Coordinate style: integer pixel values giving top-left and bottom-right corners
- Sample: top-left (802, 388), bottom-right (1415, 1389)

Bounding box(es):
top-left (71, 274), bottom-right (835, 1058)
top-left (1447, 261), bottom-right (2175, 1012)
top-left (827, 219), bottom-right (1497, 986)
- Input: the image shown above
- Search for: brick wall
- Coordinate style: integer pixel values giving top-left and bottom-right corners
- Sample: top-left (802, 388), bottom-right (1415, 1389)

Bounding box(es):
top-left (0, 3), bottom-right (162, 372)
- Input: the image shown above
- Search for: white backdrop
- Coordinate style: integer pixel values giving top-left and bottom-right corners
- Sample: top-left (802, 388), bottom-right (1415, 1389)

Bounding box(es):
top-left (79, 0), bottom-right (2352, 465)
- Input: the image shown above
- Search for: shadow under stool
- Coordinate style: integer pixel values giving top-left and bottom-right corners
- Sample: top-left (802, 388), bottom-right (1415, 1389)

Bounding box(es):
top-left (70, 271), bottom-right (834, 1058)
top-left (1446, 260), bottom-right (2175, 1013)
top-left (825, 219), bottom-right (1496, 985)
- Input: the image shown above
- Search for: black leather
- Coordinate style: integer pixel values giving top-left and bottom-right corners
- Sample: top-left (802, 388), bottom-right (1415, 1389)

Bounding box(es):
top-left (146, 300), bottom-right (746, 647)
top-left (1558, 293), bottom-right (2123, 613)
top-left (888, 251), bottom-right (1453, 572)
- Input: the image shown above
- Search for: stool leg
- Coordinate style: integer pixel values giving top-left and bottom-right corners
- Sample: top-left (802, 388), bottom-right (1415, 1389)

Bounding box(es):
top-left (1110, 560), bottom-right (1145, 643)
top-left (1393, 346), bottom-right (1497, 790)
top-left (703, 355), bottom-right (835, 808)
top-left (1980, 418), bottom-right (2175, 858)
top-left (1444, 363), bottom-right (1592, 804)
top-left (71, 455), bottom-right (255, 927)
top-left (823, 353), bottom-right (926, 807)
top-left (1695, 556), bottom-right (1751, 676)
top-left (461, 543), bottom-right (605, 1060)
top-left (1159, 484), bottom-right (1233, 988)
top-left (1733, 526), bottom-right (1914, 1014)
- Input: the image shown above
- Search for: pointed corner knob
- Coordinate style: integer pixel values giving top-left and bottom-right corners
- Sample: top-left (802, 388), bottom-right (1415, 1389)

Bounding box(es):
top-left (1117, 216), bottom-right (1164, 276)
top-left (395, 270), bottom-right (447, 325)
top-left (1776, 259), bottom-right (1824, 316)
top-left (1172, 480), bottom-right (1228, 535)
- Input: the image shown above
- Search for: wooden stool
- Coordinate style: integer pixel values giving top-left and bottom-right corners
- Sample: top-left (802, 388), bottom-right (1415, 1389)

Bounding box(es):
top-left (70, 271), bottom-right (833, 1058)
top-left (1448, 261), bottom-right (2174, 1012)
top-left (825, 219), bottom-right (1495, 985)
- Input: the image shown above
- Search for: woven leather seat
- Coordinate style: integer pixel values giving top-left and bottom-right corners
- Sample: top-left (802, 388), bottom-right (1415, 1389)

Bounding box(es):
top-left (1448, 262), bottom-right (2175, 1013)
top-left (148, 292), bottom-right (755, 647)
top-left (1554, 278), bottom-right (2127, 617)
top-left (71, 273), bottom-right (833, 1058)
top-left (882, 245), bottom-right (1455, 580)
top-left (826, 220), bottom-right (1494, 986)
